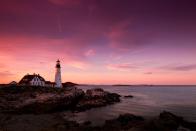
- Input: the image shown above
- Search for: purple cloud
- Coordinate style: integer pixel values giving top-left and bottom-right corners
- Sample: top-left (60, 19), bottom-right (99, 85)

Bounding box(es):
top-left (161, 64), bottom-right (196, 71)
top-left (48, 0), bottom-right (81, 6)
top-left (107, 63), bottom-right (139, 71)
top-left (0, 0), bottom-right (196, 57)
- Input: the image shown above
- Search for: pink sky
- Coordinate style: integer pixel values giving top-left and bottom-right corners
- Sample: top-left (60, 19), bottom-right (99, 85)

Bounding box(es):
top-left (0, 0), bottom-right (196, 85)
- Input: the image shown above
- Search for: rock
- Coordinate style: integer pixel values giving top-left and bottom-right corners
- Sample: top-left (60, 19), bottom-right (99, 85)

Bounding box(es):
top-left (0, 111), bottom-right (196, 131)
top-left (177, 126), bottom-right (190, 131)
top-left (159, 111), bottom-right (183, 122)
top-left (104, 113), bottom-right (144, 130)
top-left (62, 82), bottom-right (78, 88)
top-left (76, 88), bottom-right (121, 111)
top-left (124, 95), bottom-right (133, 98)
top-left (181, 120), bottom-right (196, 131)
top-left (86, 88), bottom-right (121, 99)
top-left (139, 111), bottom-right (183, 131)
top-left (116, 114), bottom-right (144, 123)
top-left (0, 86), bottom-right (85, 114)
top-left (82, 121), bottom-right (92, 126)
top-left (110, 112), bottom-right (196, 131)
top-left (159, 111), bottom-right (183, 126)
top-left (86, 88), bottom-right (105, 97)
top-left (138, 111), bottom-right (196, 131)
top-left (0, 86), bottom-right (120, 114)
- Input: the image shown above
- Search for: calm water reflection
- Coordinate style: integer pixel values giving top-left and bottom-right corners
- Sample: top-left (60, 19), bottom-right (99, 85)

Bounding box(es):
top-left (64, 85), bottom-right (196, 125)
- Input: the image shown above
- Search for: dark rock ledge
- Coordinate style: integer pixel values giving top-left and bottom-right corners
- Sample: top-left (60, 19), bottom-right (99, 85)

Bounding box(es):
top-left (76, 88), bottom-right (121, 111)
top-left (0, 111), bottom-right (195, 131)
top-left (0, 86), bottom-right (121, 114)
top-left (124, 95), bottom-right (133, 98)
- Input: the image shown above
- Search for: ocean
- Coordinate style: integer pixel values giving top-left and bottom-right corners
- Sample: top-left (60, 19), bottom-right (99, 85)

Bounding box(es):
top-left (64, 85), bottom-right (196, 125)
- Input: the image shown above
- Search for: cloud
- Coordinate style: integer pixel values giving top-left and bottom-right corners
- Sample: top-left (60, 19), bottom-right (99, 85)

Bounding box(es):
top-left (106, 20), bottom-right (151, 52)
top-left (161, 64), bottom-right (196, 71)
top-left (107, 63), bottom-right (139, 71)
top-left (48, 0), bottom-right (81, 6)
top-left (66, 61), bottom-right (90, 70)
top-left (0, 35), bottom-right (94, 73)
top-left (0, 0), bottom-right (154, 56)
top-left (107, 21), bottom-right (132, 51)
top-left (0, 0), bottom-right (196, 84)
top-left (144, 72), bottom-right (153, 75)
top-left (0, 71), bottom-right (15, 76)
top-left (84, 49), bottom-right (95, 57)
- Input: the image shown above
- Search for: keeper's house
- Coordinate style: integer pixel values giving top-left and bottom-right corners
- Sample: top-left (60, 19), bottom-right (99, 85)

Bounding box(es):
top-left (19, 73), bottom-right (45, 87)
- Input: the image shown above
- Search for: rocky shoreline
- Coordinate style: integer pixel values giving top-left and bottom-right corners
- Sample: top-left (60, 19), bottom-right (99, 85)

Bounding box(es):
top-left (0, 86), bottom-right (121, 114)
top-left (0, 111), bottom-right (196, 131)
top-left (1, 86), bottom-right (196, 131)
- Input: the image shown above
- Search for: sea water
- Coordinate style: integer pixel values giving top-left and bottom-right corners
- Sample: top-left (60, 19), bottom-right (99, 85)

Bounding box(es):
top-left (64, 85), bottom-right (196, 125)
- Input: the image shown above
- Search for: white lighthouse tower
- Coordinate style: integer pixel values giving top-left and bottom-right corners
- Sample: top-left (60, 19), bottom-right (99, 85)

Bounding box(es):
top-left (55, 59), bottom-right (62, 88)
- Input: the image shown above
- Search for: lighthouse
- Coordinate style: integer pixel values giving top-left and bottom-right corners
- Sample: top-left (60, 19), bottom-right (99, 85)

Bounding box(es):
top-left (55, 59), bottom-right (62, 88)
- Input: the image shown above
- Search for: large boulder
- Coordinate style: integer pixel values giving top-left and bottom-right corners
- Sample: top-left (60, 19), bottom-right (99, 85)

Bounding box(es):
top-left (104, 114), bottom-right (144, 130)
top-left (86, 88), bottom-right (106, 97)
top-left (62, 82), bottom-right (78, 88)
top-left (76, 88), bottom-right (121, 111)
top-left (101, 112), bottom-right (196, 131)
top-left (140, 111), bottom-right (196, 131)
top-left (124, 95), bottom-right (133, 98)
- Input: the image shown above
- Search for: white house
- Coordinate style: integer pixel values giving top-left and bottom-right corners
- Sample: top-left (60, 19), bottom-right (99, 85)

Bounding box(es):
top-left (18, 60), bottom-right (63, 88)
top-left (19, 73), bottom-right (45, 86)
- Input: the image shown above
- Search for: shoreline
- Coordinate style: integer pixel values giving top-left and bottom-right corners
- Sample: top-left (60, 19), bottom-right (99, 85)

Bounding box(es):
top-left (0, 86), bottom-right (121, 114)
top-left (0, 111), bottom-right (196, 131)
top-left (1, 85), bottom-right (196, 130)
